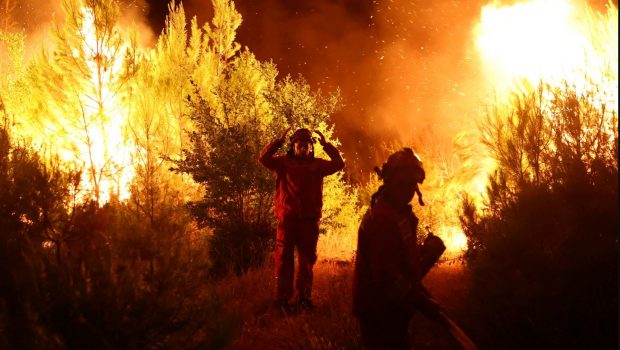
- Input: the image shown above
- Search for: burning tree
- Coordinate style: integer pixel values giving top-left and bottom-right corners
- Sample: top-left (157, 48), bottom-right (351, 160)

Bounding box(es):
top-left (0, 27), bottom-right (24, 124)
top-left (0, 0), bottom-right (362, 278)
top-left (19, 0), bottom-right (135, 204)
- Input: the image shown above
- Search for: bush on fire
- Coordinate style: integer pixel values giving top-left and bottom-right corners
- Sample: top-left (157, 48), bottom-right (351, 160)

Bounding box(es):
top-left (460, 82), bottom-right (618, 349)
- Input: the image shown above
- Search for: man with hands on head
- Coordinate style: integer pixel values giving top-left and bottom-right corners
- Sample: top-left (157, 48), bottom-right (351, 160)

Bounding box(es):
top-left (259, 127), bottom-right (344, 312)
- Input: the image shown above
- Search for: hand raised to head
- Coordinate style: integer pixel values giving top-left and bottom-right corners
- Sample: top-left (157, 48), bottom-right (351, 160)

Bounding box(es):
top-left (314, 130), bottom-right (327, 146)
top-left (279, 127), bottom-right (292, 143)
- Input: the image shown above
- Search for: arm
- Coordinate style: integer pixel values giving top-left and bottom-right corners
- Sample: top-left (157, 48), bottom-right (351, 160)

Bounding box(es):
top-left (369, 213), bottom-right (437, 315)
top-left (398, 214), bottom-right (421, 281)
top-left (398, 213), bottom-right (441, 318)
top-left (314, 130), bottom-right (344, 176)
top-left (258, 139), bottom-right (284, 170)
top-left (258, 127), bottom-right (290, 170)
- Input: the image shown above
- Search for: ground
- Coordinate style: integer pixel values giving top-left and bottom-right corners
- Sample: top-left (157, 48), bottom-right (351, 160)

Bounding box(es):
top-left (213, 259), bottom-right (473, 349)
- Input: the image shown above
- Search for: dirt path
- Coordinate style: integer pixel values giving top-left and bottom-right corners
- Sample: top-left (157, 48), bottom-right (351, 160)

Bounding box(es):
top-left (215, 260), bottom-right (470, 349)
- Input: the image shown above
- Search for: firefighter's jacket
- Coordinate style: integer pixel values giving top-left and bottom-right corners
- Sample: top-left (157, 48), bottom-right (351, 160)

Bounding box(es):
top-left (258, 139), bottom-right (344, 220)
top-left (352, 197), bottom-right (423, 318)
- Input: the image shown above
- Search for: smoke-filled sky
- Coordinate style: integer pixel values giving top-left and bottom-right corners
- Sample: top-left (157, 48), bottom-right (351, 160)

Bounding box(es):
top-left (151, 0), bottom-right (490, 175)
top-left (7, 0), bottom-right (615, 176)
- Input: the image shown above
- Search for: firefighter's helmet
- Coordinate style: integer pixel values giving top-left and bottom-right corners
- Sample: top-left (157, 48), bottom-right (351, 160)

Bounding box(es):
top-left (375, 148), bottom-right (425, 184)
top-left (290, 128), bottom-right (315, 144)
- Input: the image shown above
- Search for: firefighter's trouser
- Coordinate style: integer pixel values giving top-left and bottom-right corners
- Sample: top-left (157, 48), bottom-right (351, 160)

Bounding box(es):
top-left (274, 217), bottom-right (319, 302)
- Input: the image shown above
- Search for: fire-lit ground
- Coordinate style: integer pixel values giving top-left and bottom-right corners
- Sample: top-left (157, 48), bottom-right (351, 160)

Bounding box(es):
top-left (214, 260), bottom-right (470, 350)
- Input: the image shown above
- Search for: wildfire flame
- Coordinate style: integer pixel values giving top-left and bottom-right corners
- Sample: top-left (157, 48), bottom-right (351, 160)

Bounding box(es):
top-left (475, 0), bottom-right (618, 105)
top-left (436, 0), bottom-right (618, 259)
top-left (437, 225), bottom-right (468, 256)
top-left (2, 0), bottom-right (616, 262)
top-left (74, 7), bottom-right (134, 204)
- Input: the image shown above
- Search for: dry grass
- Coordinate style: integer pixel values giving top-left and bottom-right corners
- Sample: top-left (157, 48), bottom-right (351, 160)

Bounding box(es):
top-left (212, 258), bottom-right (473, 350)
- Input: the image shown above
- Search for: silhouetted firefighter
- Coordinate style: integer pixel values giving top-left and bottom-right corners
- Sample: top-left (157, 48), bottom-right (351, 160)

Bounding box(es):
top-left (259, 128), bottom-right (344, 312)
top-left (353, 148), bottom-right (477, 350)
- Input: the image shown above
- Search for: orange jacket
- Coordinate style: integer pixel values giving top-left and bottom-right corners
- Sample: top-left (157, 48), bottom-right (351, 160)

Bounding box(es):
top-left (352, 197), bottom-right (421, 317)
top-left (259, 139), bottom-right (344, 220)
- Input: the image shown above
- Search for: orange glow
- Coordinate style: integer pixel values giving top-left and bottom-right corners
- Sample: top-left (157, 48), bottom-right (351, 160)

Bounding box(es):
top-left (2, 0), bottom-right (616, 263)
top-left (436, 225), bottom-right (468, 258)
top-left (475, 0), bottom-right (618, 106)
top-left (73, 7), bottom-right (135, 204)
top-left (432, 0), bottom-right (618, 260)
top-left (468, 0), bottom-right (618, 199)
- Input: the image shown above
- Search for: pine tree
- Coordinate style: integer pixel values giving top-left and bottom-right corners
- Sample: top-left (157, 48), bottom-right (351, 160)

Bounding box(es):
top-left (0, 29), bottom-right (25, 124)
top-left (23, 0), bottom-right (133, 204)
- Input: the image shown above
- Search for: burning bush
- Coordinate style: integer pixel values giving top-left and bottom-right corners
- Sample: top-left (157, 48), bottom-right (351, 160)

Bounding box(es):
top-left (460, 82), bottom-right (618, 349)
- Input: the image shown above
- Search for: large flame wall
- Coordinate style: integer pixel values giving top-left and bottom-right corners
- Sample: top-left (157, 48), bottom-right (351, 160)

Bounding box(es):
top-left (1, 0), bottom-right (617, 259)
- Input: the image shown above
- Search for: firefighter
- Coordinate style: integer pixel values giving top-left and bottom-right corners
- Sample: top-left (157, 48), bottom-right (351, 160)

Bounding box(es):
top-left (259, 127), bottom-right (344, 312)
top-left (352, 148), bottom-right (440, 349)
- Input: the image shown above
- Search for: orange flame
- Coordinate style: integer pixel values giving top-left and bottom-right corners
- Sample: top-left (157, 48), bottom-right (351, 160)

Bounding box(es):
top-left (73, 7), bottom-right (135, 204)
top-left (436, 0), bottom-right (618, 259)
top-left (475, 0), bottom-right (618, 106)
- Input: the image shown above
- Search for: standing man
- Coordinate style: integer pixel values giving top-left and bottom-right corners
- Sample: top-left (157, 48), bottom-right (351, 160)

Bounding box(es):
top-left (259, 127), bottom-right (344, 311)
top-left (352, 148), bottom-right (440, 349)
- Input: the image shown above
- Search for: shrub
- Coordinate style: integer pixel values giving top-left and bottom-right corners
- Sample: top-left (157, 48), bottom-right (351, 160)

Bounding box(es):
top-left (0, 126), bottom-right (238, 349)
top-left (460, 82), bottom-right (618, 349)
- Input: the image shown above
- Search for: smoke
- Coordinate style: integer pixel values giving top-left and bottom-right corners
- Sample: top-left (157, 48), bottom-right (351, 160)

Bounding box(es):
top-left (8, 0), bottom-right (614, 174)
top-left (5, 0), bottom-right (154, 58)
top-left (171, 0), bottom-right (495, 175)
top-left (367, 0), bottom-right (490, 158)
top-left (174, 0), bottom-right (615, 176)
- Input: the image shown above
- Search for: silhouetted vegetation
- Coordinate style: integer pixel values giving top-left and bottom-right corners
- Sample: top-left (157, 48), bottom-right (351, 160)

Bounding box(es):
top-left (0, 126), bottom-right (238, 349)
top-left (460, 82), bottom-right (618, 349)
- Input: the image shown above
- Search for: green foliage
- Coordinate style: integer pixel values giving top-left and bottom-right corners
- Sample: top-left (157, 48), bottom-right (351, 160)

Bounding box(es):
top-left (205, 0), bottom-right (242, 63)
top-left (0, 30), bottom-right (25, 124)
top-left (179, 90), bottom-right (276, 276)
top-left (460, 82), bottom-right (618, 348)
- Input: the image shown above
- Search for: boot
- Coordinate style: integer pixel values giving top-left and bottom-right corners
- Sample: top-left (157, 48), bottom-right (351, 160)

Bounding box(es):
top-left (296, 297), bottom-right (315, 311)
